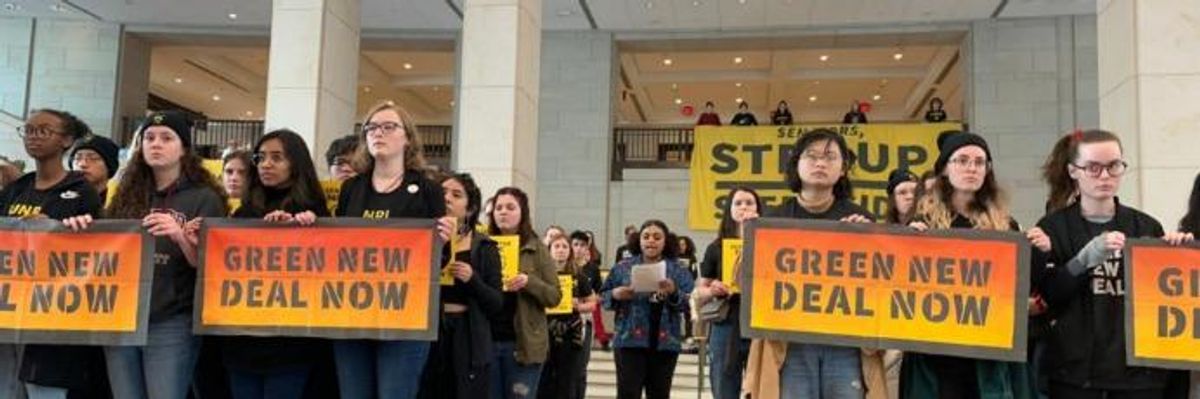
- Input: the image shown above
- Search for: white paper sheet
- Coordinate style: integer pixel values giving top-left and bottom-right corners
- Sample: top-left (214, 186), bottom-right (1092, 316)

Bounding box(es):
top-left (631, 261), bottom-right (667, 293)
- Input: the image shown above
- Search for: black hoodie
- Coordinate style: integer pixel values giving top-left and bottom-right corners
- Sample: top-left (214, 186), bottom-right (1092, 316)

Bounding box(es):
top-left (0, 171), bottom-right (107, 391)
top-left (1036, 200), bottom-right (1167, 390)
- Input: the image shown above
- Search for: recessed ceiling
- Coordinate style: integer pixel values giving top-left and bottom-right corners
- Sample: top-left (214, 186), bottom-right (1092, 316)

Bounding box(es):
top-left (617, 31), bottom-right (966, 124)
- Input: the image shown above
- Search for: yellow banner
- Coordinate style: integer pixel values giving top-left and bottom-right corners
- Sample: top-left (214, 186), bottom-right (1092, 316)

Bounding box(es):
top-left (547, 275), bottom-right (575, 315)
top-left (687, 123), bottom-right (958, 231)
top-left (494, 235), bottom-right (521, 291)
top-left (722, 239), bottom-right (743, 294)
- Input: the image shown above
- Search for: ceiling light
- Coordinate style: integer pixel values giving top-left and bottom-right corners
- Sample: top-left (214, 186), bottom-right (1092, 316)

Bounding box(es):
top-left (670, 83), bottom-right (678, 90)
top-left (50, 4), bottom-right (67, 12)
top-left (808, 95), bottom-right (817, 102)
top-left (245, 111), bottom-right (253, 117)
top-left (735, 97), bottom-right (744, 104)
top-left (692, 0), bottom-right (701, 6)
top-left (173, 77), bottom-right (183, 84)
top-left (738, 0), bottom-right (747, 4)
top-left (403, 63), bottom-right (413, 70)
top-left (211, 95), bottom-right (221, 102)
top-left (363, 86), bottom-right (372, 93)
top-left (893, 52), bottom-right (904, 60)
top-left (872, 94), bottom-right (882, 101)
top-left (733, 56), bottom-right (743, 64)
top-left (819, 54), bottom-right (829, 62)
top-left (432, 86), bottom-right (440, 91)
top-left (227, 13), bottom-right (238, 20)
top-left (645, 1), bottom-right (653, 9)
top-left (662, 58), bottom-right (673, 66)
top-left (449, 100), bottom-right (456, 107)
top-left (735, 82), bottom-right (742, 88)
top-left (674, 98), bottom-right (683, 105)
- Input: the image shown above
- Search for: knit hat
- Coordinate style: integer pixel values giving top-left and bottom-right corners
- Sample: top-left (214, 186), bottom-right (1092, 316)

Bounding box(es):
top-left (934, 132), bottom-right (991, 174)
top-left (140, 110), bottom-right (193, 148)
top-left (70, 134), bottom-right (120, 178)
top-left (886, 168), bottom-right (918, 195)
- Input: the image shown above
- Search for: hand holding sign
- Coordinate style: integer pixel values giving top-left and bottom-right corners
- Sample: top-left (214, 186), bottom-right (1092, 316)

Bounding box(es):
top-left (264, 210), bottom-right (294, 224)
top-left (63, 214), bottom-right (94, 232)
top-left (710, 280), bottom-right (730, 298)
top-left (840, 214), bottom-right (871, 224)
top-left (1026, 227), bottom-right (1051, 253)
top-left (508, 273), bottom-right (529, 291)
top-left (451, 261), bottom-right (473, 283)
top-left (658, 279), bottom-right (676, 296)
top-left (1103, 231), bottom-right (1126, 252)
top-left (1163, 232), bottom-right (1195, 246)
top-left (293, 211), bottom-right (317, 226)
top-left (436, 217), bottom-right (456, 243)
top-left (143, 212), bottom-right (184, 241)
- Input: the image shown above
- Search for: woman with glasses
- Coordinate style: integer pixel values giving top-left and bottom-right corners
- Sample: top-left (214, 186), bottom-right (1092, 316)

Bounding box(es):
top-left (220, 129), bottom-right (330, 399)
top-left (2, 109), bottom-right (105, 399)
top-left (1034, 129), bottom-right (1192, 398)
top-left (64, 110), bottom-right (229, 399)
top-left (901, 131), bottom-right (1035, 399)
top-left (332, 101), bottom-right (455, 399)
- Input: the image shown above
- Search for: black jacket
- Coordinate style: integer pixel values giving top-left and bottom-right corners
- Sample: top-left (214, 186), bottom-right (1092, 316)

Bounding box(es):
top-left (1036, 201), bottom-right (1167, 390)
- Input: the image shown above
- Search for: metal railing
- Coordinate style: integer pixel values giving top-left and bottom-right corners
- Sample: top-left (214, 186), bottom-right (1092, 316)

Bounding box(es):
top-left (119, 117), bottom-right (452, 165)
top-left (610, 125), bottom-right (695, 180)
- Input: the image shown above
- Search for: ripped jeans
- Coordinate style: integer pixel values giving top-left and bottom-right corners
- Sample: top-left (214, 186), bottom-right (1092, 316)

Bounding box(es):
top-left (490, 341), bottom-right (543, 399)
top-left (780, 343), bottom-right (865, 399)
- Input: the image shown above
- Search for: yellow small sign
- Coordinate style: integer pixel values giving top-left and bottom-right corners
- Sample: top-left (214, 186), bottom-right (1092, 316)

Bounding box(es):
top-left (494, 235), bottom-right (521, 291)
top-left (320, 179), bottom-right (343, 214)
top-left (546, 275), bottom-right (575, 315)
top-left (440, 237), bottom-right (457, 286)
top-left (722, 238), bottom-right (743, 294)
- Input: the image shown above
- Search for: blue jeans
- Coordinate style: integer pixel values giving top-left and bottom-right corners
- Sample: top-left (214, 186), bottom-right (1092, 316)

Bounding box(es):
top-left (780, 343), bottom-right (864, 399)
top-left (25, 383), bottom-right (67, 399)
top-left (228, 366), bottom-right (311, 399)
top-left (708, 320), bottom-right (750, 399)
top-left (491, 341), bottom-right (544, 399)
top-left (334, 340), bottom-right (429, 399)
top-left (104, 315), bottom-right (200, 399)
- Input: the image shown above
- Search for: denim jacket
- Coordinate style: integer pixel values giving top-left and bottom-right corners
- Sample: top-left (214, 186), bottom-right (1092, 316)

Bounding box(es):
top-left (601, 256), bottom-right (695, 352)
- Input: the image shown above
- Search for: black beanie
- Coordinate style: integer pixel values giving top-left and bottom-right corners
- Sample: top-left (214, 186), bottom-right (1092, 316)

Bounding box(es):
top-left (886, 168), bottom-right (917, 195)
top-left (70, 134), bottom-right (120, 179)
top-left (140, 110), bottom-right (193, 148)
top-left (934, 132), bottom-right (991, 174)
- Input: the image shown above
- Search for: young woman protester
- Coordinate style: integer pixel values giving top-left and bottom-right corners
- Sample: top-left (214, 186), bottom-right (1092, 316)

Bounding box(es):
top-left (537, 234), bottom-right (598, 399)
top-left (221, 150), bottom-right (252, 200)
top-left (417, 172), bottom-right (503, 399)
top-left (601, 220), bottom-right (695, 399)
top-left (885, 168), bottom-right (920, 225)
top-left (487, 187), bottom-right (561, 399)
top-left (216, 129), bottom-right (331, 399)
top-left (698, 186), bottom-right (762, 399)
top-left (742, 129), bottom-right (875, 399)
top-left (901, 131), bottom-right (1035, 399)
top-left (570, 230), bottom-right (602, 399)
top-left (333, 101), bottom-right (455, 399)
top-left (1035, 129), bottom-right (1193, 398)
top-left (65, 110), bottom-right (228, 399)
top-left (3, 109), bottom-right (105, 399)
top-left (876, 168), bottom-right (920, 399)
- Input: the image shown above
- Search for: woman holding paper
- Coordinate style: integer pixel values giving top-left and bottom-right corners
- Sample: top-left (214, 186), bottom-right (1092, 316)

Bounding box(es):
top-left (1035, 129), bottom-right (1192, 398)
top-left (601, 219), bottom-right (695, 399)
top-left (332, 101), bottom-right (455, 399)
top-left (902, 131), bottom-right (1033, 399)
top-left (417, 172), bottom-right (503, 399)
top-left (220, 129), bottom-right (330, 399)
top-left (698, 186), bottom-right (762, 399)
top-left (486, 187), bottom-right (561, 399)
top-left (537, 235), bottom-right (597, 399)
top-left (743, 129), bottom-right (875, 399)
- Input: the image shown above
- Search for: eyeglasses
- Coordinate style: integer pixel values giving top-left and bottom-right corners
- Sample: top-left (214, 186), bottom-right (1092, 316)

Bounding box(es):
top-left (1070, 161), bottom-right (1127, 178)
top-left (252, 152), bottom-right (287, 166)
top-left (949, 157), bottom-right (989, 170)
top-left (801, 152), bottom-right (841, 164)
top-left (331, 157), bottom-right (352, 167)
top-left (17, 125), bottom-right (64, 138)
top-left (362, 122), bottom-right (404, 136)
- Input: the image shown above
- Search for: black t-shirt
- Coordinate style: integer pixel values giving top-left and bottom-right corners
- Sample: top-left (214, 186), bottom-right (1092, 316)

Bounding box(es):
top-left (335, 169), bottom-right (445, 219)
top-left (0, 172), bottom-right (100, 219)
top-left (770, 196), bottom-right (873, 222)
top-left (442, 251), bottom-right (471, 305)
top-left (494, 293), bottom-right (519, 341)
top-left (700, 239), bottom-right (724, 281)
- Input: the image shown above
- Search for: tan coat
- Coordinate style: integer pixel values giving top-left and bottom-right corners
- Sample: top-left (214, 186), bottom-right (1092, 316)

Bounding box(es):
top-left (741, 342), bottom-right (890, 399)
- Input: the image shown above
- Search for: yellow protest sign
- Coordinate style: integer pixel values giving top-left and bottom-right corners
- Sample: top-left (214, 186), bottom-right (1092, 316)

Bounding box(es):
top-left (440, 237), bottom-right (457, 286)
top-left (546, 275), bottom-right (575, 315)
top-left (202, 159), bottom-right (223, 181)
top-left (320, 179), bottom-right (343, 214)
top-left (687, 123), bottom-right (958, 230)
top-left (722, 239), bottom-right (743, 294)
top-left (494, 235), bottom-right (521, 291)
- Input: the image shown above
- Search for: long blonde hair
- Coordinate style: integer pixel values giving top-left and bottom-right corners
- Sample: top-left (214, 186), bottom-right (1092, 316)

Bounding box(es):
top-left (915, 175), bottom-right (1011, 231)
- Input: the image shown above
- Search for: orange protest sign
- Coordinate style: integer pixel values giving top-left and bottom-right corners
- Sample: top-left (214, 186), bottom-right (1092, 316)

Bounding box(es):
top-left (740, 218), bottom-right (1029, 361)
top-left (197, 218), bottom-right (442, 340)
top-left (1125, 241), bottom-right (1200, 370)
top-left (0, 219), bottom-right (153, 345)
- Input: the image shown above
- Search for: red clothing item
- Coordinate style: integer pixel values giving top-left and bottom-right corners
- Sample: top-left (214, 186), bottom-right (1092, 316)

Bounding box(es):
top-left (696, 112), bottom-right (722, 126)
